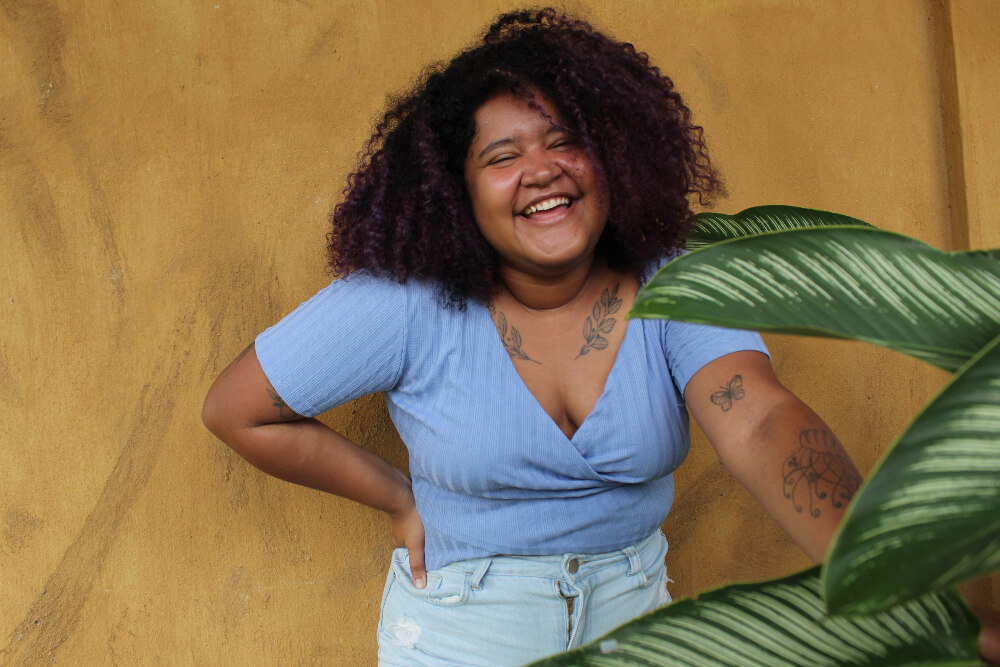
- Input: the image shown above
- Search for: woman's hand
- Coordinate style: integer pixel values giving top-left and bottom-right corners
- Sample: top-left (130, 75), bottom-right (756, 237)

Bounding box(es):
top-left (390, 498), bottom-right (427, 589)
top-left (204, 343), bottom-right (422, 573)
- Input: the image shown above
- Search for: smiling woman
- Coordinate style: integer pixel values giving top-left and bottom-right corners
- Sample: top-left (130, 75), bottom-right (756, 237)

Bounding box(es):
top-left (201, 8), bottom-right (862, 666)
top-left (464, 92), bottom-right (609, 283)
top-left (326, 9), bottom-right (721, 309)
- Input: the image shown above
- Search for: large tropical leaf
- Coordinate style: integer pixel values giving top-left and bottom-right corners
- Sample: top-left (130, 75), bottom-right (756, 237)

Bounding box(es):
top-left (687, 205), bottom-right (873, 250)
top-left (823, 331), bottom-right (1000, 615)
top-left (527, 567), bottom-right (980, 666)
top-left (953, 249), bottom-right (1000, 267)
top-left (632, 226), bottom-right (1000, 371)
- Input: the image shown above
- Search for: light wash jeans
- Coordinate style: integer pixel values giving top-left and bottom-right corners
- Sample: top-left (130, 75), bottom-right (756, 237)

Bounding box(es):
top-left (377, 530), bottom-right (671, 666)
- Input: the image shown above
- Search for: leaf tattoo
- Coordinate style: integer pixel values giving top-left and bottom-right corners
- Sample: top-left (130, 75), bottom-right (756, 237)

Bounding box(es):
top-left (489, 304), bottom-right (542, 364)
top-left (266, 383), bottom-right (299, 421)
top-left (710, 375), bottom-right (745, 412)
top-left (576, 283), bottom-right (622, 358)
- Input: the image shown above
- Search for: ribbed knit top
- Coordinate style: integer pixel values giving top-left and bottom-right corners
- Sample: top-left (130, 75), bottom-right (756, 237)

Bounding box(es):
top-left (256, 271), bottom-right (768, 570)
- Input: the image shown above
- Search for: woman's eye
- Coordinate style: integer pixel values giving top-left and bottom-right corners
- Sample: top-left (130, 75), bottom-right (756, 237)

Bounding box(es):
top-left (488, 155), bottom-right (515, 165)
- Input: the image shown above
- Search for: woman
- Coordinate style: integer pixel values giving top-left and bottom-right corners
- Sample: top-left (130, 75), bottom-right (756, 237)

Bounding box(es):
top-left (203, 9), bottom-right (863, 665)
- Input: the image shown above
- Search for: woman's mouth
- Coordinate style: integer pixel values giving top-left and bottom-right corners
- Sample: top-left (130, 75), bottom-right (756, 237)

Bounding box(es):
top-left (519, 196), bottom-right (573, 219)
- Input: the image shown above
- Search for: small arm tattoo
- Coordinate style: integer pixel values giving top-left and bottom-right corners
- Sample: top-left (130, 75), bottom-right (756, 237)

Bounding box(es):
top-left (217, 342), bottom-right (254, 381)
top-left (576, 283), bottom-right (623, 359)
top-left (710, 374), bottom-right (745, 412)
top-left (782, 428), bottom-right (861, 518)
top-left (266, 383), bottom-right (298, 421)
top-left (489, 304), bottom-right (541, 364)
top-left (233, 342), bottom-right (254, 364)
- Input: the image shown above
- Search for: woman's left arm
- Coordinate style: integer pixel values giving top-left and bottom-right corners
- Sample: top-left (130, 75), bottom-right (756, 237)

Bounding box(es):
top-left (685, 350), bottom-right (1000, 661)
top-left (684, 350), bottom-right (860, 562)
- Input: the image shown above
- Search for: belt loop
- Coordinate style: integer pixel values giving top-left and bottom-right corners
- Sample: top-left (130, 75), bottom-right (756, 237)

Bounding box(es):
top-left (469, 557), bottom-right (492, 591)
top-left (624, 546), bottom-right (646, 584)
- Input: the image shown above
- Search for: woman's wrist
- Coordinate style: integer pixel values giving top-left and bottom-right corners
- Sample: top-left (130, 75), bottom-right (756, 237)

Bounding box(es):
top-left (382, 469), bottom-right (416, 518)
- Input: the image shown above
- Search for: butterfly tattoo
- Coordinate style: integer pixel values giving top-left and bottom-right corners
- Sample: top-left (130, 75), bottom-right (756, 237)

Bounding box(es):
top-left (710, 375), bottom-right (745, 412)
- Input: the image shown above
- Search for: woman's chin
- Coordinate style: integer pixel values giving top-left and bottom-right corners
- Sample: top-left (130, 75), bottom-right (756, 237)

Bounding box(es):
top-left (504, 250), bottom-right (598, 280)
top-left (515, 233), bottom-right (599, 269)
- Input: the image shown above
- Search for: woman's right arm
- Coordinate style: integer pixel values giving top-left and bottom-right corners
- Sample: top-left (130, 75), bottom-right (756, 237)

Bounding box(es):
top-left (201, 342), bottom-right (428, 588)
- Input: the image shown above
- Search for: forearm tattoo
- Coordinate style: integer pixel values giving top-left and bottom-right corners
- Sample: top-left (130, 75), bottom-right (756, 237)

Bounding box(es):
top-left (710, 375), bottom-right (745, 412)
top-left (489, 304), bottom-right (541, 364)
top-left (576, 284), bottom-right (622, 359)
top-left (782, 428), bottom-right (861, 518)
top-left (266, 383), bottom-right (298, 421)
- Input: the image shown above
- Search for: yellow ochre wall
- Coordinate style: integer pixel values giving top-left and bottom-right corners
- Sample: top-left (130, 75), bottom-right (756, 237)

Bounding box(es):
top-left (2, 1), bottom-right (997, 664)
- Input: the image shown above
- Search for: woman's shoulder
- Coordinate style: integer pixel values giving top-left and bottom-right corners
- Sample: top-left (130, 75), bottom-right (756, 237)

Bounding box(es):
top-left (639, 251), bottom-right (682, 286)
top-left (319, 270), bottom-right (439, 303)
top-left (325, 271), bottom-right (482, 330)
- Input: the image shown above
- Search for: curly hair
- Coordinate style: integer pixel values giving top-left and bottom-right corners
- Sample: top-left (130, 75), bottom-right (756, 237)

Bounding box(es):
top-left (328, 7), bottom-right (722, 307)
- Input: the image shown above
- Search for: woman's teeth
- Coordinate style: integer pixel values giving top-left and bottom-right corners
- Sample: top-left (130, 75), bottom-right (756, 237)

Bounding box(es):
top-left (522, 197), bottom-right (570, 216)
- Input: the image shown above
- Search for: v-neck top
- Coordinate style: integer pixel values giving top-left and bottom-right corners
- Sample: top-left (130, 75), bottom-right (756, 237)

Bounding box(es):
top-left (256, 270), bottom-right (768, 570)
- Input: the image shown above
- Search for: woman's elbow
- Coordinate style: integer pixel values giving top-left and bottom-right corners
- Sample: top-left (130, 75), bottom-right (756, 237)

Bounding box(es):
top-left (201, 378), bottom-right (249, 444)
top-left (201, 390), bottom-right (223, 437)
top-left (201, 384), bottom-right (232, 442)
top-left (201, 343), bottom-right (285, 448)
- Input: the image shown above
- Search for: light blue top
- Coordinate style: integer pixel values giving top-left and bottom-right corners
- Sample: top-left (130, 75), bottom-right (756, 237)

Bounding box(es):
top-left (256, 271), bottom-right (768, 571)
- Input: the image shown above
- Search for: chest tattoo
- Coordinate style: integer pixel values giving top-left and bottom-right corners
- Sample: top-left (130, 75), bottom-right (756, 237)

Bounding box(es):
top-left (489, 304), bottom-right (542, 364)
top-left (576, 283), bottom-right (623, 359)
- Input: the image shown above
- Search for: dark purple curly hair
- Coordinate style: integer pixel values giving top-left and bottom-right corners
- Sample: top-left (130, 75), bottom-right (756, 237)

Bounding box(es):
top-left (329, 7), bottom-right (722, 307)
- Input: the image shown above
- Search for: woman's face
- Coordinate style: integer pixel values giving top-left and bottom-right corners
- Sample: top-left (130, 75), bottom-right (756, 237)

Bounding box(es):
top-left (464, 92), bottom-right (609, 279)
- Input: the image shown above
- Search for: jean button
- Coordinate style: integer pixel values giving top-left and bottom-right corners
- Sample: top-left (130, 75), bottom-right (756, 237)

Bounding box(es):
top-left (567, 557), bottom-right (579, 574)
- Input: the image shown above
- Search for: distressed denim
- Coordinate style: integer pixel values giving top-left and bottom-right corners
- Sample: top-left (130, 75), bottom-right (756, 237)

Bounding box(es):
top-left (377, 530), bottom-right (671, 666)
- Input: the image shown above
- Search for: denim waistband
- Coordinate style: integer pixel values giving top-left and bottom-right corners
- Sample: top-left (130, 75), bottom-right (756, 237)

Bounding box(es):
top-left (418, 529), bottom-right (667, 589)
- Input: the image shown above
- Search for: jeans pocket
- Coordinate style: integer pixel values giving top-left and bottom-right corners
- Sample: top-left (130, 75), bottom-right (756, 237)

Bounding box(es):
top-left (391, 549), bottom-right (469, 607)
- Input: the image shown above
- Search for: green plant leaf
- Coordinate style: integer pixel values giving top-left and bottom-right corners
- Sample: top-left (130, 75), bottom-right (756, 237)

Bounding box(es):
top-left (952, 248), bottom-right (1000, 267)
top-left (527, 567), bottom-right (980, 666)
top-left (687, 205), bottom-right (873, 250)
top-left (824, 331), bottom-right (1000, 615)
top-left (633, 225), bottom-right (1000, 371)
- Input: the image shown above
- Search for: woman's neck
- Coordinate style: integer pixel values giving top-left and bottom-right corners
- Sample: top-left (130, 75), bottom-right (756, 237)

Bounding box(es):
top-left (498, 256), bottom-right (601, 311)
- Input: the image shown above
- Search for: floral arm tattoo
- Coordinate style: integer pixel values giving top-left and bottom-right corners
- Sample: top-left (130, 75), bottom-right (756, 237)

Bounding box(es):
top-left (489, 304), bottom-right (541, 364)
top-left (782, 428), bottom-right (861, 518)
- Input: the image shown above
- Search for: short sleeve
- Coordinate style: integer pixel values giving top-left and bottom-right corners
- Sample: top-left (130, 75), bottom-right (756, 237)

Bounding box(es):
top-left (254, 273), bottom-right (406, 417)
top-left (662, 320), bottom-right (769, 395)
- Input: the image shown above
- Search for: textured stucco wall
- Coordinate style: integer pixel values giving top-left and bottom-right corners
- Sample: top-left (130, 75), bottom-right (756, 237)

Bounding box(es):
top-left (1, 1), bottom-right (996, 664)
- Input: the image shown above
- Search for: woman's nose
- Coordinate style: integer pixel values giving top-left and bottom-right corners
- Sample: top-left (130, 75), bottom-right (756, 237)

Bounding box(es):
top-left (520, 149), bottom-right (561, 187)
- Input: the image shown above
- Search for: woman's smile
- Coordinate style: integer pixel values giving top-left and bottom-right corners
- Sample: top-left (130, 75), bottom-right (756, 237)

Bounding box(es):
top-left (464, 91), bottom-right (610, 279)
top-left (520, 195), bottom-right (572, 218)
top-left (518, 195), bottom-right (577, 226)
